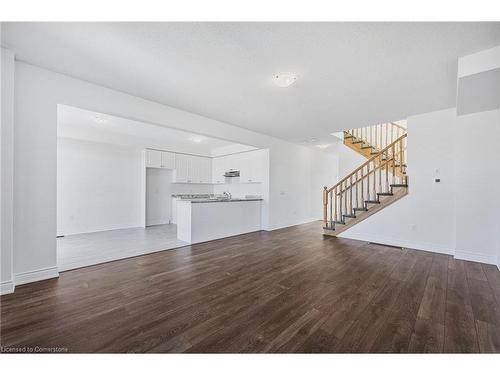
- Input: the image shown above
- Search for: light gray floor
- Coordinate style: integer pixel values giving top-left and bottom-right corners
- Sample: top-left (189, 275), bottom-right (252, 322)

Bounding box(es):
top-left (57, 224), bottom-right (188, 272)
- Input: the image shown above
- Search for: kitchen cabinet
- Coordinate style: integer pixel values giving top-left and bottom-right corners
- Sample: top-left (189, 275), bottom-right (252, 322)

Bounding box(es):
top-left (212, 156), bottom-right (227, 184)
top-left (174, 154), bottom-right (190, 182)
top-left (161, 151), bottom-right (175, 169)
top-left (174, 154), bottom-right (212, 183)
top-left (246, 149), bottom-right (266, 183)
top-left (145, 148), bottom-right (265, 185)
top-left (146, 149), bottom-right (175, 169)
top-left (171, 197), bottom-right (181, 224)
top-left (219, 150), bottom-right (266, 183)
top-left (197, 157), bottom-right (212, 183)
top-left (145, 149), bottom-right (162, 168)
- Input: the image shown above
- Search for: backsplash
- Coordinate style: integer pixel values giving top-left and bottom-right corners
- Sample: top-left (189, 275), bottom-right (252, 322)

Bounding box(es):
top-left (170, 183), bottom-right (214, 195)
top-left (213, 183), bottom-right (262, 199)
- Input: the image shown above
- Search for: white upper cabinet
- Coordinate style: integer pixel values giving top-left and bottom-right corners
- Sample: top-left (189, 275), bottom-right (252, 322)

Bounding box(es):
top-left (212, 156), bottom-right (227, 184)
top-left (146, 148), bottom-right (266, 184)
top-left (198, 157), bottom-right (212, 184)
top-left (238, 154), bottom-right (253, 183)
top-left (173, 154), bottom-right (212, 183)
top-left (146, 149), bottom-right (176, 169)
top-left (174, 154), bottom-right (190, 182)
top-left (223, 150), bottom-right (266, 183)
top-left (249, 149), bottom-right (266, 183)
top-left (161, 151), bottom-right (175, 169)
top-left (145, 149), bottom-right (162, 168)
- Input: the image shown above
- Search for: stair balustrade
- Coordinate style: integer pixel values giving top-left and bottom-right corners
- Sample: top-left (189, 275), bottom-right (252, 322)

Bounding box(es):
top-left (345, 122), bottom-right (406, 152)
top-left (323, 133), bottom-right (408, 232)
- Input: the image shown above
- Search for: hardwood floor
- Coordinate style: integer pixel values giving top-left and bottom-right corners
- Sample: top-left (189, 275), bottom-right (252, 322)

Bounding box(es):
top-left (1, 221), bottom-right (500, 353)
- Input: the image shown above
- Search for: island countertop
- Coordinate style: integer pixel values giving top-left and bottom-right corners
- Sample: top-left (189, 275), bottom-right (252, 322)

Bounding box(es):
top-left (187, 198), bottom-right (263, 203)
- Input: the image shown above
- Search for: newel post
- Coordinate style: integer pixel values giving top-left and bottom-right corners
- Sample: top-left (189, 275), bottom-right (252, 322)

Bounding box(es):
top-left (323, 186), bottom-right (328, 227)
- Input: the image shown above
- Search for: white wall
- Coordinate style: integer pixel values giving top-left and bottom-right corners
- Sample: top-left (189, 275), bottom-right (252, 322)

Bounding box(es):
top-left (309, 151), bottom-right (339, 221)
top-left (146, 168), bottom-right (173, 226)
top-left (57, 138), bottom-right (143, 235)
top-left (454, 109), bottom-right (500, 264)
top-left (1, 47), bottom-right (15, 294)
top-left (334, 141), bottom-right (365, 182)
top-left (11, 61), bottom-right (335, 285)
top-left (340, 108), bottom-right (457, 255)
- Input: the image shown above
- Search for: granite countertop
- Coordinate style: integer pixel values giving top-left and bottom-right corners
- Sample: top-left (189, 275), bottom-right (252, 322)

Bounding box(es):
top-left (183, 198), bottom-right (263, 203)
top-left (171, 194), bottom-right (211, 198)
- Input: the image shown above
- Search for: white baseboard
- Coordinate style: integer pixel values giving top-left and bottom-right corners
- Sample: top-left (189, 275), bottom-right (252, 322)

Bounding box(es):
top-left (454, 250), bottom-right (498, 266)
top-left (266, 218), bottom-right (319, 231)
top-left (340, 233), bottom-right (500, 266)
top-left (0, 280), bottom-right (15, 295)
top-left (339, 232), bottom-right (455, 256)
top-left (14, 266), bottom-right (59, 286)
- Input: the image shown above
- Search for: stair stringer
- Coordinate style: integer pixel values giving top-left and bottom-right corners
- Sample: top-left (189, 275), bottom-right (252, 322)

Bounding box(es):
top-left (323, 186), bottom-right (408, 237)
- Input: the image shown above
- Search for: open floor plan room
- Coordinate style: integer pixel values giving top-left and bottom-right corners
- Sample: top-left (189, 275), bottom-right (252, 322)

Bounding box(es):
top-left (1, 18), bottom-right (500, 363)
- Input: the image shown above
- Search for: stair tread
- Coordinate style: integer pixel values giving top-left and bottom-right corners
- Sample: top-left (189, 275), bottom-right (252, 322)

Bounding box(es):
top-left (377, 192), bottom-right (394, 196)
top-left (343, 214), bottom-right (356, 218)
top-left (353, 207), bottom-right (368, 211)
top-left (365, 200), bottom-right (381, 204)
top-left (390, 184), bottom-right (408, 188)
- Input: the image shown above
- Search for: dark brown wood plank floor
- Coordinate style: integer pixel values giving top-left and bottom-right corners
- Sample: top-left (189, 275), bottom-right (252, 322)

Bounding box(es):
top-left (1, 221), bottom-right (500, 353)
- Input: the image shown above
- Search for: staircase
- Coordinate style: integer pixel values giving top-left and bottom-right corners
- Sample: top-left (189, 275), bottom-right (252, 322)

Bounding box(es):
top-left (323, 122), bottom-right (408, 236)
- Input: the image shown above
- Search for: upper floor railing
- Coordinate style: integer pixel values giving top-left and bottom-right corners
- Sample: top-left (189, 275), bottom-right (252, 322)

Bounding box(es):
top-left (345, 121), bottom-right (407, 152)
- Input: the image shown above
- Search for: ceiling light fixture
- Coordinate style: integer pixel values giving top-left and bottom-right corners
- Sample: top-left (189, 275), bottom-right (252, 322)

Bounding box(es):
top-left (92, 115), bottom-right (106, 124)
top-left (191, 137), bottom-right (203, 143)
top-left (273, 72), bottom-right (297, 88)
top-left (316, 144), bottom-right (330, 149)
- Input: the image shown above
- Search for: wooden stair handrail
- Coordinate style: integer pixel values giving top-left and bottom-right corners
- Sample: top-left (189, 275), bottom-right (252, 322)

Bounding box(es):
top-left (390, 122), bottom-right (407, 131)
top-left (327, 133), bottom-right (407, 194)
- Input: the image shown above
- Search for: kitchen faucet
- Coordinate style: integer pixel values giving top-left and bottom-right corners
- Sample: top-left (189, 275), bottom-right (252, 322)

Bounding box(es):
top-left (222, 191), bottom-right (232, 199)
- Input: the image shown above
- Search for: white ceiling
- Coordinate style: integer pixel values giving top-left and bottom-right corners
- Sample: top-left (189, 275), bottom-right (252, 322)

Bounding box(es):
top-left (3, 22), bottom-right (500, 146)
top-left (58, 105), bottom-right (255, 157)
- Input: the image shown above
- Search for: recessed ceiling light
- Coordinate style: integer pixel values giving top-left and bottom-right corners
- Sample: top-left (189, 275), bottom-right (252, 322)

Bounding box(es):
top-left (316, 144), bottom-right (330, 149)
top-left (273, 72), bottom-right (297, 88)
top-left (92, 115), bottom-right (106, 124)
top-left (301, 137), bottom-right (318, 144)
top-left (191, 137), bottom-right (203, 143)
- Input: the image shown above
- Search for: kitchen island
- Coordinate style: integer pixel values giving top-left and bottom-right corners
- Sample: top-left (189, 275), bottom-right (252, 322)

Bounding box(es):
top-left (176, 198), bottom-right (263, 244)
